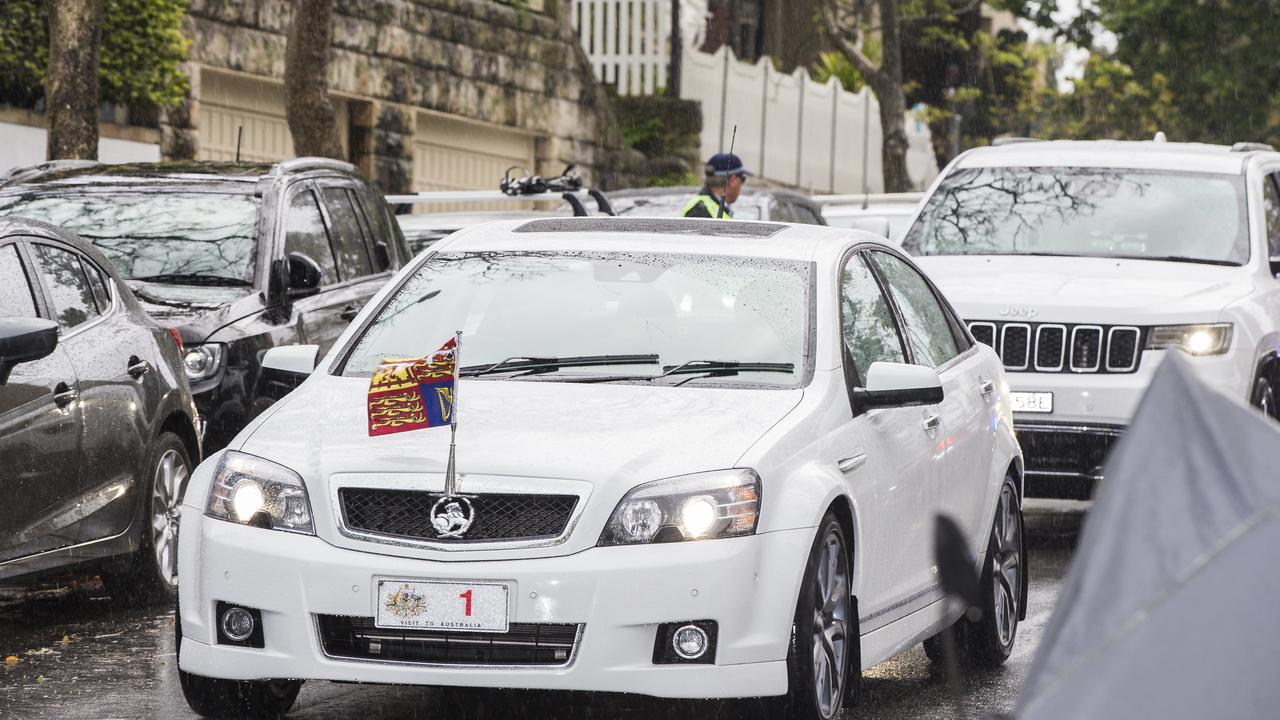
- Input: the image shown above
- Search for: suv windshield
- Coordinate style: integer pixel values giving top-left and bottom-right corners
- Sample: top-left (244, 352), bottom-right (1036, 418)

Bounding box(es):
top-left (343, 250), bottom-right (811, 387)
top-left (0, 190), bottom-right (261, 284)
top-left (903, 167), bottom-right (1249, 265)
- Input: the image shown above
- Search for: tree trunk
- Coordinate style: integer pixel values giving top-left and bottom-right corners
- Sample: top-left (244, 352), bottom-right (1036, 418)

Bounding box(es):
top-left (46, 0), bottom-right (105, 161)
top-left (875, 0), bottom-right (911, 192)
top-left (284, 0), bottom-right (344, 160)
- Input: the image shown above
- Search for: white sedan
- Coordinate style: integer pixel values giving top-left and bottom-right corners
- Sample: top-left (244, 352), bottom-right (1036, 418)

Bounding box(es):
top-left (176, 217), bottom-right (1025, 720)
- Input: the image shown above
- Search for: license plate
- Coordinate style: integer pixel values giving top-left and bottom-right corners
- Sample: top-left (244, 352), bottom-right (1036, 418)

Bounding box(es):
top-left (376, 580), bottom-right (510, 632)
top-left (1010, 391), bottom-right (1053, 413)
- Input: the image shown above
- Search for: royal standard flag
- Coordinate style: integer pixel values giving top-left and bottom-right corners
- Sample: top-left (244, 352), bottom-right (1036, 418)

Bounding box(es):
top-left (367, 337), bottom-right (457, 436)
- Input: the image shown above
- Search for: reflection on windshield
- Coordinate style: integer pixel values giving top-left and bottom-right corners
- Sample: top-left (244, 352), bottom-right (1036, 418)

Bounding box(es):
top-left (344, 250), bottom-right (811, 387)
top-left (902, 167), bottom-right (1249, 265)
top-left (0, 191), bottom-right (261, 283)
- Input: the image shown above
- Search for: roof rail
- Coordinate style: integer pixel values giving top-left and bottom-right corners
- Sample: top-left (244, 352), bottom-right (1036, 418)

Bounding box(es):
top-left (1231, 142), bottom-right (1275, 153)
top-left (991, 137), bottom-right (1041, 147)
top-left (0, 159), bottom-right (99, 186)
top-left (269, 157), bottom-right (358, 176)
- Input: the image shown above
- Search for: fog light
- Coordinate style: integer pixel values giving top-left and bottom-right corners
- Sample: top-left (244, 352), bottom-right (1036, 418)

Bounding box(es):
top-left (672, 624), bottom-right (709, 660)
top-left (220, 606), bottom-right (255, 642)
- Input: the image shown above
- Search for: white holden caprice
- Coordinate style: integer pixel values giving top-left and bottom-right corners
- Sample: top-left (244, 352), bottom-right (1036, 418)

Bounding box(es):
top-left (176, 217), bottom-right (1024, 720)
top-left (907, 139), bottom-right (1280, 499)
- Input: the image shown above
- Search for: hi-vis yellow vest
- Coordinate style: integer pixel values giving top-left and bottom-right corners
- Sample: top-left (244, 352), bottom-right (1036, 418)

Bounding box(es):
top-left (682, 193), bottom-right (732, 219)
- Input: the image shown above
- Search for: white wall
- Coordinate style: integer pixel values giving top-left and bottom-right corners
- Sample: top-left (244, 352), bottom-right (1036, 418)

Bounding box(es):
top-left (0, 121), bottom-right (160, 175)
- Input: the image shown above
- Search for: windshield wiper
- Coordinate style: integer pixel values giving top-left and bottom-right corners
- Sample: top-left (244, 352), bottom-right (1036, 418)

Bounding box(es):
top-left (131, 273), bottom-right (252, 287)
top-left (461, 354), bottom-right (660, 377)
top-left (1107, 254), bottom-right (1240, 267)
top-left (566, 359), bottom-right (796, 384)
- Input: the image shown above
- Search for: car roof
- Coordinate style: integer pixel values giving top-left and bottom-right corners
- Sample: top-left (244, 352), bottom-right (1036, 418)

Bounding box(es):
top-left (432, 216), bottom-right (881, 262)
top-left (0, 216), bottom-right (129, 283)
top-left (955, 140), bottom-right (1279, 175)
top-left (607, 186), bottom-right (814, 203)
top-left (0, 158), bottom-right (362, 190)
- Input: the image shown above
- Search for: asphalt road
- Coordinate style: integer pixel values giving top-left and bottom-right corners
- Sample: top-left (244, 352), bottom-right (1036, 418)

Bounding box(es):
top-left (0, 502), bottom-right (1085, 720)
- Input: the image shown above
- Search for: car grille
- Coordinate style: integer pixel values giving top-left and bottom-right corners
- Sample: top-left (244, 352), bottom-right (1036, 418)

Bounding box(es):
top-left (968, 321), bottom-right (1144, 374)
top-left (317, 616), bottom-right (581, 667)
top-left (338, 489), bottom-right (578, 544)
top-left (1017, 422), bottom-right (1123, 499)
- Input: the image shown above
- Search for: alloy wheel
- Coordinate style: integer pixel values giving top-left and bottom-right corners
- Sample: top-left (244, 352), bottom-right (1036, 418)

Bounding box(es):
top-left (991, 483), bottom-right (1022, 648)
top-left (811, 530), bottom-right (850, 718)
top-left (151, 448), bottom-right (189, 587)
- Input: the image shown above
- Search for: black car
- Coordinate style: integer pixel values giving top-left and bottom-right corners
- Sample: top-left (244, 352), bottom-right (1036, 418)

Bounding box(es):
top-left (0, 158), bottom-right (412, 451)
top-left (0, 218), bottom-right (200, 599)
top-left (606, 186), bottom-right (829, 224)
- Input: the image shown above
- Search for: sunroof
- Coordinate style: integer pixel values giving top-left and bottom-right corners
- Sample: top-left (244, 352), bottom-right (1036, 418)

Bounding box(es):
top-left (512, 217), bottom-right (785, 238)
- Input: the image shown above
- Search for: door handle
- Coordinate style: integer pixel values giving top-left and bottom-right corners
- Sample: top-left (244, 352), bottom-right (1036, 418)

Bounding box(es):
top-left (127, 355), bottom-right (151, 379)
top-left (979, 379), bottom-right (995, 397)
top-left (837, 454), bottom-right (867, 473)
top-left (922, 413), bottom-right (942, 432)
top-left (340, 304), bottom-right (360, 321)
top-left (53, 382), bottom-right (77, 408)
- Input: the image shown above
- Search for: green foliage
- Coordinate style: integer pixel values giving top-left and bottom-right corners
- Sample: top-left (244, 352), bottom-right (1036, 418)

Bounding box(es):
top-left (813, 51), bottom-right (866, 93)
top-left (0, 0), bottom-right (190, 111)
top-left (1033, 55), bottom-right (1177, 140)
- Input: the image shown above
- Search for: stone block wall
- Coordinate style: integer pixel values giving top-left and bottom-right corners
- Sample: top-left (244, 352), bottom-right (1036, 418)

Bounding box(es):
top-left (171, 0), bottom-right (625, 191)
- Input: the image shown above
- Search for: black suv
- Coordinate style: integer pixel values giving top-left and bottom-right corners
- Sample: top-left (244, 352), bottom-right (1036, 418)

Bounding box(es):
top-left (0, 158), bottom-right (412, 451)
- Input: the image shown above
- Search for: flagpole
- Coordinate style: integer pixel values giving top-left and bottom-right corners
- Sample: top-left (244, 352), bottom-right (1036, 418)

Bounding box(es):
top-left (443, 330), bottom-right (461, 496)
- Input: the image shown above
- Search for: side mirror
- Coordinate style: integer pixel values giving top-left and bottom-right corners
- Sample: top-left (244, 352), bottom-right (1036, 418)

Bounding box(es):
top-left (372, 241), bottom-right (392, 271)
top-left (287, 252), bottom-right (323, 298)
top-left (261, 345), bottom-right (320, 378)
top-left (853, 361), bottom-right (944, 410)
top-left (0, 318), bottom-right (59, 385)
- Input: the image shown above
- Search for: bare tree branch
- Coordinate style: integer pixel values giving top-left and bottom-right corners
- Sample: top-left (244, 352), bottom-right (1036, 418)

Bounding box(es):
top-left (820, 0), bottom-right (884, 88)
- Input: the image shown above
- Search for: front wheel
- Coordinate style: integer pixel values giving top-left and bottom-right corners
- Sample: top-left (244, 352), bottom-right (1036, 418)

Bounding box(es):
top-left (771, 512), bottom-right (855, 720)
top-left (1251, 377), bottom-right (1278, 420)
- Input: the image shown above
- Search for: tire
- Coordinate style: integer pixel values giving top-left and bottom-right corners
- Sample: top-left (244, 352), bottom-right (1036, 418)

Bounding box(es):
top-left (770, 512), bottom-right (856, 720)
top-left (1251, 376), bottom-right (1278, 420)
top-left (961, 478), bottom-right (1025, 668)
top-left (101, 432), bottom-right (191, 605)
top-left (176, 597), bottom-right (302, 719)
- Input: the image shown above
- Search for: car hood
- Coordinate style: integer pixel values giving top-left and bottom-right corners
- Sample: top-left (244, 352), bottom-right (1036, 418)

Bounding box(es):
top-left (239, 373), bottom-right (805, 490)
top-left (914, 255), bottom-right (1254, 322)
top-left (126, 280), bottom-right (250, 323)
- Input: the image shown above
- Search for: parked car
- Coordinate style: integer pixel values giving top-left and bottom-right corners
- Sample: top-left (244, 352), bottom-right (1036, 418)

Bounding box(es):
top-left (608, 186), bottom-right (828, 224)
top-left (817, 192), bottom-right (924, 241)
top-left (176, 217), bottom-right (1024, 720)
top-left (0, 158), bottom-right (413, 452)
top-left (0, 217), bottom-right (200, 600)
top-left (392, 187), bottom-right (614, 254)
top-left (904, 138), bottom-right (1280, 499)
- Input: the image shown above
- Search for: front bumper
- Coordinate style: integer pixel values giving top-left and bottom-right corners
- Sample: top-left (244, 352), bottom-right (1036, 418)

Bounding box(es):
top-left (177, 511), bottom-right (812, 699)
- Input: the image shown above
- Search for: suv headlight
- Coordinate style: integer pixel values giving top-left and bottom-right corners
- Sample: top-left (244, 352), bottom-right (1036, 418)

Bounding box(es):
top-left (183, 343), bottom-right (225, 381)
top-left (599, 469), bottom-right (760, 546)
top-left (205, 451), bottom-right (314, 534)
top-left (1147, 323), bottom-right (1233, 356)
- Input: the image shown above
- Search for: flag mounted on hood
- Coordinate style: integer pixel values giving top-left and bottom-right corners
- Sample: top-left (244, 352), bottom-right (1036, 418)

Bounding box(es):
top-left (367, 337), bottom-right (457, 436)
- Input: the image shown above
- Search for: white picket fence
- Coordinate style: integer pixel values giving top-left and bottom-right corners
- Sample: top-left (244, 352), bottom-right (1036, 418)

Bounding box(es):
top-left (571, 0), bottom-right (939, 193)
top-left (571, 0), bottom-right (672, 95)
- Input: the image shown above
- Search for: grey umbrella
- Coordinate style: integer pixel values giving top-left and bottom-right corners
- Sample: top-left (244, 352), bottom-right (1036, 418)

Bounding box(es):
top-left (1015, 354), bottom-right (1280, 719)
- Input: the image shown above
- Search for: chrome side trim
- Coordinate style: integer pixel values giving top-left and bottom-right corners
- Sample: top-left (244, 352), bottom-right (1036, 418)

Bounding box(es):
top-left (1015, 422), bottom-right (1125, 436)
top-left (1025, 469), bottom-right (1106, 482)
top-left (859, 583), bottom-right (946, 634)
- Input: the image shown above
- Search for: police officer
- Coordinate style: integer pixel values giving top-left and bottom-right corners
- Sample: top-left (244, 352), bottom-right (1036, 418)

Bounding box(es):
top-left (683, 152), bottom-right (752, 219)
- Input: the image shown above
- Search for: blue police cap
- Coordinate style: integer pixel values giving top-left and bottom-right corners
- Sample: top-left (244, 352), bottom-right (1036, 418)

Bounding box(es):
top-left (705, 153), bottom-right (753, 178)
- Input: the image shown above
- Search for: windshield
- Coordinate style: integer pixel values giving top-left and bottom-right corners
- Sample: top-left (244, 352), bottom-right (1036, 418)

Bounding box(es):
top-left (0, 190), bottom-right (261, 284)
top-left (343, 250), bottom-right (811, 387)
top-left (902, 167), bottom-right (1249, 265)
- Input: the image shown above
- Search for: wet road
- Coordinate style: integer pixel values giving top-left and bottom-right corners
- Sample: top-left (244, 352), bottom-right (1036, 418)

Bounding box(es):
top-left (0, 503), bottom-right (1084, 720)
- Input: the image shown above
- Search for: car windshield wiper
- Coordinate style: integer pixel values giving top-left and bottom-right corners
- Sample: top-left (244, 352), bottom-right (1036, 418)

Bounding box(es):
top-left (1107, 254), bottom-right (1240, 267)
top-left (130, 273), bottom-right (252, 287)
top-left (460, 354), bottom-right (660, 377)
top-left (565, 359), bottom-right (796, 384)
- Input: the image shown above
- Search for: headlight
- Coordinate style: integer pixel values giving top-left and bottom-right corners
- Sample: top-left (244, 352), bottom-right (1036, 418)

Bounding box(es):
top-left (183, 343), bottom-right (225, 381)
top-left (205, 451), bottom-right (314, 534)
top-left (1147, 323), bottom-right (1233, 356)
top-left (599, 469), bottom-right (760, 546)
